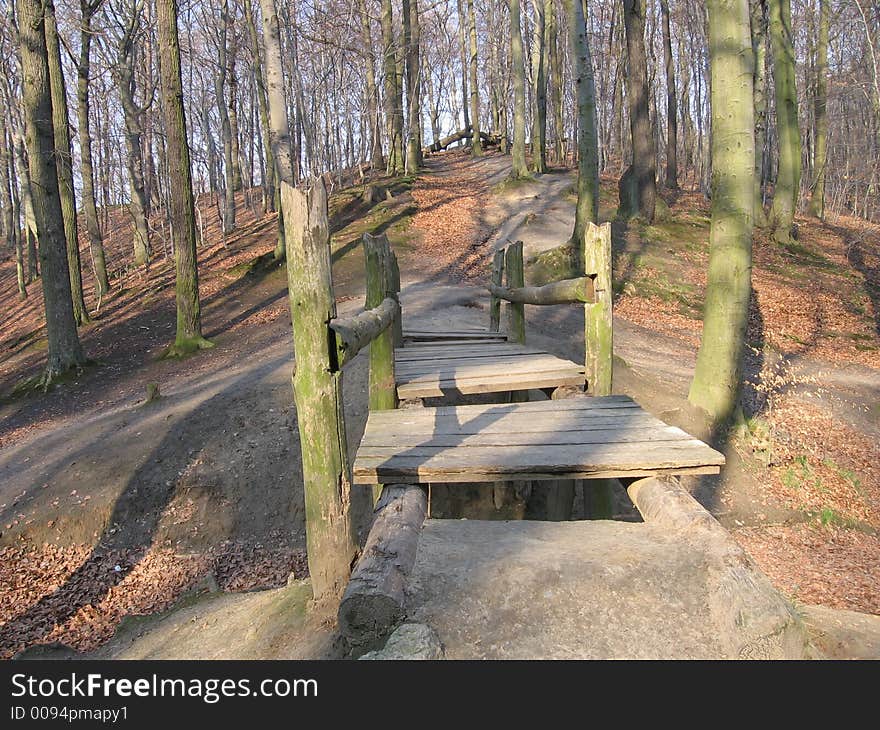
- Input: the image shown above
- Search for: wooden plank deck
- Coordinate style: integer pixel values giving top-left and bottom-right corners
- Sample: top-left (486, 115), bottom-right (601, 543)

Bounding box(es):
top-left (353, 395), bottom-right (725, 484)
top-left (395, 339), bottom-right (586, 399)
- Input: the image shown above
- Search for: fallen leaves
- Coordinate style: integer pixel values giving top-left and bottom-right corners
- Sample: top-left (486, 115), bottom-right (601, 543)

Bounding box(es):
top-left (0, 540), bottom-right (308, 659)
top-left (734, 523), bottom-right (880, 615)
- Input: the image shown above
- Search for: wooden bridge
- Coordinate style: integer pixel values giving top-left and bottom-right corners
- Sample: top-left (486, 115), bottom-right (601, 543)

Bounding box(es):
top-left (277, 181), bottom-right (725, 653)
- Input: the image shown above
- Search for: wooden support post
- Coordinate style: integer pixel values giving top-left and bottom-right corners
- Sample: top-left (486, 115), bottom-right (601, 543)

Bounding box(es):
top-left (489, 248), bottom-right (504, 331)
top-left (338, 484), bottom-right (428, 649)
top-left (387, 248), bottom-right (403, 348)
top-left (583, 222), bottom-right (612, 396)
top-left (504, 241), bottom-right (525, 344)
top-left (364, 233), bottom-right (399, 503)
top-left (281, 180), bottom-right (357, 604)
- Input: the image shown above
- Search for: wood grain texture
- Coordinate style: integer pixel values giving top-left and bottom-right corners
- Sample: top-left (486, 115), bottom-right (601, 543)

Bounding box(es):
top-left (354, 396), bottom-right (725, 484)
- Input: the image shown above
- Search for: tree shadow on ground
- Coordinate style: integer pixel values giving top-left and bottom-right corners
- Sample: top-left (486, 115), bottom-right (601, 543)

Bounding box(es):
top-left (0, 356), bottom-right (299, 657)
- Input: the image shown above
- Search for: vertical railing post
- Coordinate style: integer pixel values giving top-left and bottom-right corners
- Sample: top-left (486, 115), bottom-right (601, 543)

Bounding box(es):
top-left (387, 246), bottom-right (403, 348)
top-left (582, 221), bottom-right (614, 520)
top-left (504, 241), bottom-right (525, 344)
top-left (583, 222), bottom-right (612, 396)
top-left (489, 248), bottom-right (504, 332)
top-left (281, 179), bottom-right (357, 603)
top-left (363, 232), bottom-right (399, 504)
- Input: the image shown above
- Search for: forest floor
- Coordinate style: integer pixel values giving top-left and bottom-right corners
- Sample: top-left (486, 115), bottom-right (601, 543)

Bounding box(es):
top-left (0, 149), bottom-right (878, 658)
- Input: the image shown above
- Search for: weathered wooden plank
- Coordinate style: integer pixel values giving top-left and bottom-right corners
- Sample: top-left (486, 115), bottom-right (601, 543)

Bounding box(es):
top-left (354, 439), bottom-right (721, 464)
top-left (397, 373), bottom-right (586, 398)
top-left (395, 355), bottom-right (579, 377)
top-left (403, 330), bottom-right (508, 339)
top-left (359, 424), bottom-right (693, 448)
top-left (363, 415), bottom-right (665, 436)
top-left (353, 465), bottom-right (722, 484)
top-left (367, 394), bottom-right (640, 420)
top-left (394, 345), bottom-right (547, 361)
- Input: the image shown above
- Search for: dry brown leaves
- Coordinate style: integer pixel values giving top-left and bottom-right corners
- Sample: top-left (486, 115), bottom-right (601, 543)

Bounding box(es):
top-left (734, 524), bottom-right (880, 615)
top-left (411, 150), bottom-right (494, 281)
top-left (755, 397), bottom-right (880, 526)
top-left (0, 540), bottom-right (307, 659)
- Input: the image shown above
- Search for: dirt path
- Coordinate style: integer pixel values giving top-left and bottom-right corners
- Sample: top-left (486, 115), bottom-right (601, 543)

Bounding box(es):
top-left (1, 151), bottom-right (878, 658)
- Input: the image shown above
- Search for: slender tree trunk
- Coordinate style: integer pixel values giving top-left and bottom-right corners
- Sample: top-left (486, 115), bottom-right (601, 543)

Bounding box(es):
top-left (18, 0), bottom-right (86, 378)
top-left (404, 0), bottom-right (423, 172)
top-left (12, 133), bottom-right (39, 281)
top-left (157, 0), bottom-right (211, 356)
top-left (358, 0), bottom-right (386, 171)
top-left (621, 0), bottom-right (657, 222)
top-left (228, 52), bottom-right (243, 192)
top-left (751, 0), bottom-right (769, 227)
top-left (467, 0), bottom-right (482, 156)
top-left (457, 0), bottom-right (471, 130)
top-left (216, 0), bottom-right (236, 235)
top-left (77, 0), bottom-right (110, 299)
top-left (0, 120), bottom-right (25, 298)
top-left (808, 0), bottom-right (829, 219)
top-left (45, 0), bottom-right (90, 325)
top-left (381, 0), bottom-right (405, 174)
top-left (768, 0), bottom-right (801, 243)
top-left (689, 0), bottom-right (755, 427)
top-left (510, 0), bottom-right (529, 177)
top-left (259, 0), bottom-right (293, 261)
top-left (531, 0), bottom-right (548, 173)
top-left (659, 0), bottom-right (678, 189)
top-left (243, 0), bottom-right (276, 213)
top-left (116, 57), bottom-right (152, 268)
top-left (569, 0), bottom-right (600, 250)
top-left (547, 0), bottom-right (564, 162)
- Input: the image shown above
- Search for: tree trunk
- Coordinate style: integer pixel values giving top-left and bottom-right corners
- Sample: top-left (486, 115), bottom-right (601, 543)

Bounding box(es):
top-left (403, 0), bottom-right (423, 172)
top-left (0, 120), bottom-right (25, 299)
top-left (77, 0), bottom-right (110, 299)
top-left (768, 0), bottom-right (801, 243)
top-left (689, 0), bottom-right (755, 427)
top-left (659, 0), bottom-right (678, 190)
top-left (569, 0), bottom-right (600, 251)
top-left (228, 52), bottom-right (243, 192)
top-left (157, 0), bottom-right (211, 356)
top-left (282, 180), bottom-right (359, 606)
top-left (216, 0), bottom-right (236, 235)
top-left (12, 133), bottom-right (39, 281)
top-left (457, 0), bottom-right (471, 130)
top-left (808, 0), bottom-right (829, 220)
top-left (547, 0), bottom-right (564, 162)
top-left (358, 0), bottom-right (386, 172)
top-left (751, 0), bottom-right (769, 227)
top-left (45, 0), bottom-right (90, 325)
top-left (115, 26), bottom-right (151, 268)
top-left (467, 0), bottom-right (482, 156)
top-left (510, 0), bottom-right (529, 177)
top-left (621, 0), bottom-right (657, 222)
top-left (381, 0), bottom-right (405, 174)
top-left (18, 0), bottom-right (86, 378)
top-left (243, 0), bottom-right (276, 213)
top-left (531, 0), bottom-right (548, 173)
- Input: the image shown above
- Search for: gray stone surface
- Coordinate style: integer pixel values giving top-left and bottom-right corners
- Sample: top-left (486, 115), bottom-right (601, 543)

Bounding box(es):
top-left (405, 480), bottom-right (810, 659)
top-left (359, 623), bottom-right (444, 660)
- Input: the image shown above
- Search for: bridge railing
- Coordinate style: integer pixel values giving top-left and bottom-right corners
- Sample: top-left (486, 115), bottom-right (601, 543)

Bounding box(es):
top-left (330, 233), bottom-right (401, 420)
top-left (487, 222), bottom-right (613, 396)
